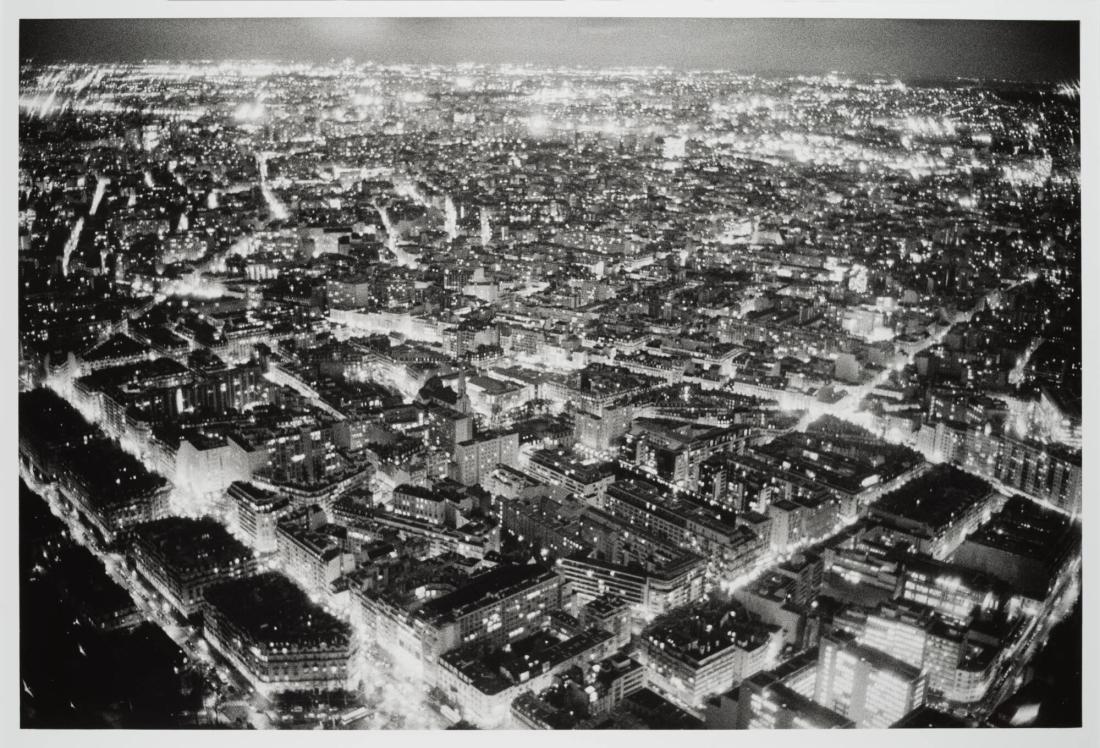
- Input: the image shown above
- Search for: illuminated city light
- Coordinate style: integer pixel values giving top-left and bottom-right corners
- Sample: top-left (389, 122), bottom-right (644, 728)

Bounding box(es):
top-left (60, 217), bottom-right (83, 278)
top-left (16, 28), bottom-right (1083, 732)
top-left (89, 176), bottom-right (109, 216)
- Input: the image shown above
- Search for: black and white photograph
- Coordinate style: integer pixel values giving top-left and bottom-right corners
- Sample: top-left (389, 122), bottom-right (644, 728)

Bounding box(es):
top-left (6, 1), bottom-right (1096, 741)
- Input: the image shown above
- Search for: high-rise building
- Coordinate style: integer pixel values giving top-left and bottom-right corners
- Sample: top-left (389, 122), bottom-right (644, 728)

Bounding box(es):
top-left (453, 429), bottom-right (519, 485)
top-left (737, 673), bottom-right (855, 729)
top-left (814, 633), bottom-right (925, 728)
top-left (833, 599), bottom-right (1003, 706)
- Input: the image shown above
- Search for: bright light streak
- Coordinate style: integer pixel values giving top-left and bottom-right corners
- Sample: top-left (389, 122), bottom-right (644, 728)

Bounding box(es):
top-left (373, 200), bottom-right (417, 268)
top-left (89, 176), bottom-right (109, 216)
top-left (444, 195), bottom-right (458, 241)
top-left (19, 93), bottom-right (205, 121)
top-left (61, 217), bottom-right (84, 277)
top-left (256, 153), bottom-right (289, 221)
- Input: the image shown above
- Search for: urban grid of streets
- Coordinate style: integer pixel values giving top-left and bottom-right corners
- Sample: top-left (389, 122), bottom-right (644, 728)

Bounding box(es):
top-left (18, 57), bottom-right (1081, 729)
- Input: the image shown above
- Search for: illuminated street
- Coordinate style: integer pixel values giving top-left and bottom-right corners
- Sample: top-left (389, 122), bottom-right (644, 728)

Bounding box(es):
top-left (16, 15), bottom-right (1082, 732)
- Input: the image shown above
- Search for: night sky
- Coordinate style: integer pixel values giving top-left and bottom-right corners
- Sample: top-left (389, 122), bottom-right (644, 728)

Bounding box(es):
top-left (20, 18), bottom-right (1079, 82)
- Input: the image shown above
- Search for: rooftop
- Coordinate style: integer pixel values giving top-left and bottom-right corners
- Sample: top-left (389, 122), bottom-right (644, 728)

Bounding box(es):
top-left (871, 464), bottom-right (992, 529)
top-left (62, 440), bottom-right (167, 503)
top-left (19, 388), bottom-right (100, 451)
top-left (529, 449), bottom-right (615, 485)
top-left (643, 601), bottom-right (776, 666)
top-left (418, 563), bottom-right (556, 624)
top-left (81, 333), bottom-right (151, 363)
top-left (597, 688), bottom-right (705, 730)
top-left (823, 632), bottom-right (923, 681)
top-left (228, 481), bottom-right (288, 510)
top-left (441, 626), bottom-right (612, 696)
top-left (203, 572), bottom-right (351, 647)
top-left (963, 496), bottom-right (1077, 564)
top-left (131, 516), bottom-right (254, 576)
top-left (583, 593), bottom-right (630, 619)
top-left (77, 357), bottom-right (190, 392)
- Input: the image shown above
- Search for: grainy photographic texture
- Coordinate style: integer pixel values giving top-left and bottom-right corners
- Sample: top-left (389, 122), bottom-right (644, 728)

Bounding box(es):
top-left (18, 16), bottom-right (1081, 731)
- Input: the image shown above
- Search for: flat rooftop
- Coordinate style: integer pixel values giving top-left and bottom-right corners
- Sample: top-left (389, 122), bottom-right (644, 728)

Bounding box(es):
top-left (229, 481), bottom-right (288, 510)
top-left (132, 516), bottom-right (254, 575)
top-left (77, 357), bottom-right (190, 391)
top-left (417, 563), bottom-right (555, 624)
top-left (467, 374), bottom-right (522, 395)
top-left (604, 688), bottom-right (705, 729)
top-left (441, 627), bottom-right (611, 696)
top-left (583, 593), bottom-right (630, 619)
top-left (63, 440), bottom-right (167, 503)
top-left (871, 464), bottom-right (991, 529)
top-left (824, 633), bottom-right (923, 681)
top-left (529, 448), bottom-right (614, 484)
top-left (963, 496), bottom-right (1077, 563)
top-left (203, 572), bottom-right (350, 647)
top-left (19, 388), bottom-right (100, 449)
top-left (644, 603), bottom-right (775, 666)
top-left (892, 705), bottom-right (972, 728)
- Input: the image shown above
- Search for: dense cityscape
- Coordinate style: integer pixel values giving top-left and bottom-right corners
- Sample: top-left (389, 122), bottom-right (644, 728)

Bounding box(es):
top-left (18, 51), bottom-right (1081, 730)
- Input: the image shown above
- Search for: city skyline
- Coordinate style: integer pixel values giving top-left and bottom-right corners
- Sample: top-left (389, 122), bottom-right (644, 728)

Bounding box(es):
top-left (20, 18), bottom-right (1080, 82)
